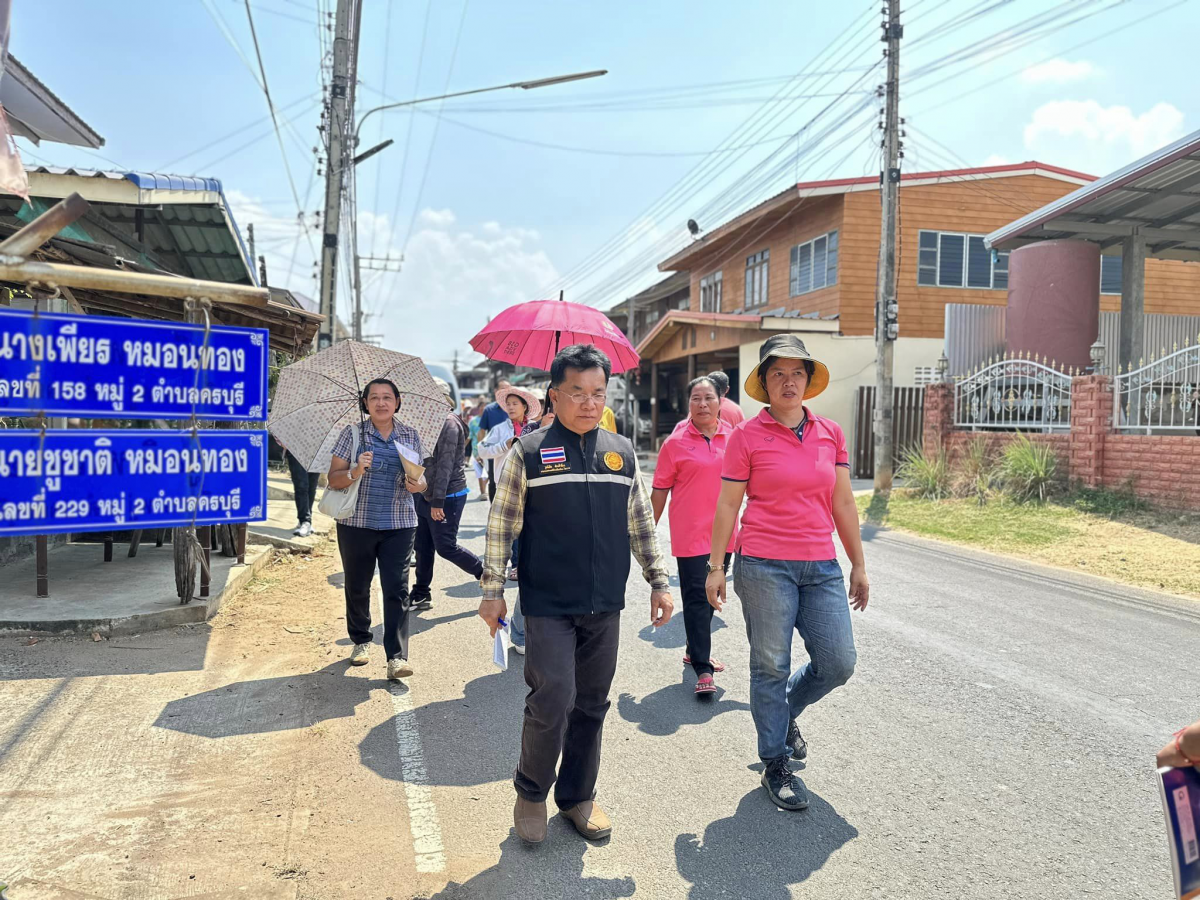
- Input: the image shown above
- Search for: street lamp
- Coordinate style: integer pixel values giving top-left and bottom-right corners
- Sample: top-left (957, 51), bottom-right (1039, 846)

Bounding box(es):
top-left (353, 69), bottom-right (607, 150)
top-left (342, 68), bottom-right (607, 344)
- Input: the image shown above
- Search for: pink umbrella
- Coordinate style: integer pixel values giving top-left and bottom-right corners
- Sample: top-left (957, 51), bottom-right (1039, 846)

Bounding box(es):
top-left (469, 298), bottom-right (640, 374)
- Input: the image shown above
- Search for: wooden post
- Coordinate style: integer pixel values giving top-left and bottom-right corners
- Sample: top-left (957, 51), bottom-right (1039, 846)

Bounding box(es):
top-left (103, 533), bottom-right (114, 562)
top-left (687, 353), bottom-right (696, 381)
top-left (199, 526), bottom-right (211, 598)
top-left (36, 536), bottom-right (48, 598)
top-left (237, 522), bottom-right (247, 565)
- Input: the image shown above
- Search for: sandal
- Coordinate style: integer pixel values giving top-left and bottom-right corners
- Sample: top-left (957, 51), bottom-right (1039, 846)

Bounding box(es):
top-left (683, 655), bottom-right (726, 673)
top-left (694, 675), bottom-right (717, 697)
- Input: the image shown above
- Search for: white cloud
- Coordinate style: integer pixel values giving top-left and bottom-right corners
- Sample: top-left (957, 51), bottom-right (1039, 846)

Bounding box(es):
top-left (416, 208), bottom-right (456, 229)
top-left (224, 193), bottom-right (557, 362)
top-left (1020, 59), bottom-right (1097, 85)
top-left (1022, 100), bottom-right (1186, 173)
top-left (367, 213), bottom-right (558, 363)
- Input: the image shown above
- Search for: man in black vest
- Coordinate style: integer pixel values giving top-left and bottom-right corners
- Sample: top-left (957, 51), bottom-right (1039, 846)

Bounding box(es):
top-left (480, 344), bottom-right (673, 845)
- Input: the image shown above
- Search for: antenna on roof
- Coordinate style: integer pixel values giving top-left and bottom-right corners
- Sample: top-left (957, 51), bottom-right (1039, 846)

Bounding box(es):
top-left (687, 219), bottom-right (701, 238)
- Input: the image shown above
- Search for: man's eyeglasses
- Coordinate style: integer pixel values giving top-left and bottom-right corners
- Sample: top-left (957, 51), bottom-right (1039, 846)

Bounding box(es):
top-left (559, 391), bottom-right (608, 407)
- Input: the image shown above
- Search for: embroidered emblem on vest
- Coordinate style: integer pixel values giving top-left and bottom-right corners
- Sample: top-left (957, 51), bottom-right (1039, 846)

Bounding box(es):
top-left (540, 446), bottom-right (566, 465)
top-left (603, 451), bottom-right (624, 472)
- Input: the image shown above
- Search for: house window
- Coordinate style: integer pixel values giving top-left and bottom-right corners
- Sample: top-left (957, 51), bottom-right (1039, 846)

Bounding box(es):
top-left (918, 230), bottom-right (1010, 290)
top-left (1100, 255), bottom-right (1123, 294)
top-left (700, 270), bottom-right (723, 312)
top-left (789, 230), bottom-right (839, 296)
top-left (677, 293), bottom-right (691, 310)
top-left (744, 249), bottom-right (769, 308)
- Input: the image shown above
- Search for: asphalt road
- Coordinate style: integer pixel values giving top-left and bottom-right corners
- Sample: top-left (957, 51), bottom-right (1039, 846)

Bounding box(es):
top-left (3, 485), bottom-right (1197, 899)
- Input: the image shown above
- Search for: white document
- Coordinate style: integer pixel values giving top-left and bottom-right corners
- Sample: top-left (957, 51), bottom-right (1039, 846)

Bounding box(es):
top-left (493, 623), bottom-right (511, 670)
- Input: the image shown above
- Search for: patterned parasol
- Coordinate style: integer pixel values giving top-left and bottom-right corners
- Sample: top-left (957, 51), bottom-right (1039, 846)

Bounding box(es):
top-left (268, 341), bottom-right (450, 472)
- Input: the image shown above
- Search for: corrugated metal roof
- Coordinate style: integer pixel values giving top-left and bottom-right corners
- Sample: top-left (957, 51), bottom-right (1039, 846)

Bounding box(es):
top-left (3, 55), bottom-right (104, 148)
top-left (987, 129), bottom-right (1200, 261)
top-left (15, 166), bottom-right (255, 285)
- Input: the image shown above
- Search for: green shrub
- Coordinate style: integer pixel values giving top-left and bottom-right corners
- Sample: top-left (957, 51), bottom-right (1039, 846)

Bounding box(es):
top-left (953, 436), bottom-right (998, 506)
top-left (1068, 482), bottom-right (1149, 518)
top-left (999, 435), bottom-right (1058, 503)
top-left (896, 446), bottom-right (950, 500)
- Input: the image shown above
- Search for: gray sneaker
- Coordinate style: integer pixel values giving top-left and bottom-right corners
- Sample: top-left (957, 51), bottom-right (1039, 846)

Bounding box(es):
top-left (349, 643), bottom-right (370, 666)
top-left (388, 658), bottom-right (414, 680)
top-left (297, 521), bottom-right (313, 538)
top-left (761, 757), bottom-right (809, 811)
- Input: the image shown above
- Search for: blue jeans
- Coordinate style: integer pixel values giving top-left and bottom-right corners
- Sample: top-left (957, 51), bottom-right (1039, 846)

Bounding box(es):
top-left (734, 555), bottom-right (857, 761)
top-left (510, 537), bottom-right (525, 646)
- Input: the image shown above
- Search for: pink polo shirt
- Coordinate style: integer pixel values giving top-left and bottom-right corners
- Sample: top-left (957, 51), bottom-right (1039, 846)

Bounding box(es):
top-left (653, 419), bottom-right (738, 559)
top-left (722, 407), bottom-right (849, 561)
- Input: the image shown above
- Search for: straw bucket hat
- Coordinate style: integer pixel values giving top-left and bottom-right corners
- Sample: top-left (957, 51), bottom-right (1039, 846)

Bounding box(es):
top-left (494, 385), bottom-right (543, 421)
top-left (743, 334), bottom-right (831, 404)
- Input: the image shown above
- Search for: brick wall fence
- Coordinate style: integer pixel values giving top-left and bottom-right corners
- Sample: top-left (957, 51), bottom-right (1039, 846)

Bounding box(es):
top-left (923, 375), bottom-right (1200, 511)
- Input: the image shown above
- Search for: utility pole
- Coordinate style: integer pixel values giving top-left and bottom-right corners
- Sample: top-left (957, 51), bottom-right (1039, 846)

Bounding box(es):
top-left (246, 223), bottom-right (256, 279)
top-left (317, 0), bottom-right (359, 349)
top-left (352, 252), bottom-right (363, 341)
top-left (873, 1), bottom-right (902, 492)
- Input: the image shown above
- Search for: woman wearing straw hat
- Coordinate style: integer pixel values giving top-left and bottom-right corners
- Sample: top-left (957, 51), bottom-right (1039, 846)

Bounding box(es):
top-left (478, 384), bottom-right (542, 652)
top-left (705, 334), bottom-right (869, 812)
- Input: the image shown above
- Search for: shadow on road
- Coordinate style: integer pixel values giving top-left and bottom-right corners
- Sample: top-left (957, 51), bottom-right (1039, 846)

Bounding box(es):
top-left (636, 613), bottom-right (726, 651)
top-left (674, 789), bottom-right (857, 899)
top-left (443, 579), bottom-right (482, 599)
top-left (616, 684), bottom-right (749, 736)
top-left (152, 659), bottom-right (373, 738)
top-left (360, 670), bottom-right (526, 787)
top-left (421, 833), bottom-right (635, 900)
top-left (0, 625), bottom-right (212, 681)
top-left (327, 572), bottom-right (345, 589)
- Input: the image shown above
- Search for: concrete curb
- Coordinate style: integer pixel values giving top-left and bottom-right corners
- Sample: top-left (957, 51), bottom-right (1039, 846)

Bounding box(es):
top-left (0, 544), bottom-right (275, 637)
top-left (248, 527), bottom-right (333, 554)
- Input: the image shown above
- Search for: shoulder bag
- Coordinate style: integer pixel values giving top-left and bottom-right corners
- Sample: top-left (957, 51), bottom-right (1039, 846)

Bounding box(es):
top-left (318, 425), bottom-right (363, 520)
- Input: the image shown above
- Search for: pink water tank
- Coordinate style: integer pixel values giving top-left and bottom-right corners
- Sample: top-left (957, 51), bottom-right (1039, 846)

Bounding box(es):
top-left (1006, 239), bottom-right (1100, 370)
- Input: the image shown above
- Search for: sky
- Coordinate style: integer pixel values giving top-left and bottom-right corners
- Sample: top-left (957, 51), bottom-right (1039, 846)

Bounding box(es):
top-left (11, 0), bottom-right (1200, 367)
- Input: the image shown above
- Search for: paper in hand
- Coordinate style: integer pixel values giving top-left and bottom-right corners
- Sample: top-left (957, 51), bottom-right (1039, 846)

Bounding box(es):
top-left (493, 623), bottom-right (511, 671)
top-left (395, 441), bottom-right (426, 481)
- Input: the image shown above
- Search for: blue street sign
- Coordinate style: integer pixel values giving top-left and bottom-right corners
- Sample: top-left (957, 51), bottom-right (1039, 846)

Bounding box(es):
top-left (0, 430), bottom-right (268, 536)
top-left (0, 308), bottom-right (268, 420)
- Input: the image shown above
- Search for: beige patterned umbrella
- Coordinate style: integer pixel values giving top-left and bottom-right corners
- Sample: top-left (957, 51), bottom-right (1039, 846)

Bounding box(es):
top-left (268, 341), bottom-right (451, 472)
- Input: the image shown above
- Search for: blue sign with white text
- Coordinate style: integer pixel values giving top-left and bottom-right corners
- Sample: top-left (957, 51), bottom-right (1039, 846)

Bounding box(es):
top-left (0, 430), bottom-right (268, 536)
top-left (0, 308), bottom-right (268, 420)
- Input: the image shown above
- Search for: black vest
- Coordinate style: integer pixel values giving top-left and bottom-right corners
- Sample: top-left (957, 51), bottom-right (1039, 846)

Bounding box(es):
top-left (516, 419), bottom-right (637, 617)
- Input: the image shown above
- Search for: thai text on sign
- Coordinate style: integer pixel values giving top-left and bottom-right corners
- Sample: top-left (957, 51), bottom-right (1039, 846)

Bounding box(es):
top-left (0, 308), bottom-right (268, 420)
top-left (0, 430), bottom-right (268, 536)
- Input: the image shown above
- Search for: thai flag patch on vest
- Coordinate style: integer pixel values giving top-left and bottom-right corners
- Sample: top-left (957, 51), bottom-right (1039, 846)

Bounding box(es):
top-left (539, 446), bottom-right (566, 465)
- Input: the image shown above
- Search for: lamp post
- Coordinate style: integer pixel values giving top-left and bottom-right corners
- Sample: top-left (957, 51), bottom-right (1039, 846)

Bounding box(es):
top-left (334, 69), bottom-right (607, 343)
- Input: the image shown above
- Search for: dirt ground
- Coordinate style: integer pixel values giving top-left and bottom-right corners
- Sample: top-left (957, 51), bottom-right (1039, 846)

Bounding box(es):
top-left (1, 534), bottom-right (443, 900)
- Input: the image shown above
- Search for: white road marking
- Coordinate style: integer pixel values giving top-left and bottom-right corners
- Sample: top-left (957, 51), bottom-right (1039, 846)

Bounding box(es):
top-left (389, 683), bottom-right (446, 873)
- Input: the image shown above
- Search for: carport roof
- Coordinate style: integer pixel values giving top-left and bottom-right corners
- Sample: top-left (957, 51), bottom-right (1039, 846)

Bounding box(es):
top-left (987, 128), bottom-right (1200, 261)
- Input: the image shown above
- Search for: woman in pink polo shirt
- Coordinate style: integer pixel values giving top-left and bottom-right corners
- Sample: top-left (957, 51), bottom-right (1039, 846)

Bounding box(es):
top-left (651, 376), bottom-right (737, 698)
top-left (705, 334), bottom-right (869, 812)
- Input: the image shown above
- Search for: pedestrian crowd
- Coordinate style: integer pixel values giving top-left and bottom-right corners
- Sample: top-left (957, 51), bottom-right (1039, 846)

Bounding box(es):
top-left (291, 337), bottom-right (1200, 852)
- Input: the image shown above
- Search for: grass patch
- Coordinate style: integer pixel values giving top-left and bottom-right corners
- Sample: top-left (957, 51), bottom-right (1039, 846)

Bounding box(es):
top-left (857, 491), bottom-right (1200, 598)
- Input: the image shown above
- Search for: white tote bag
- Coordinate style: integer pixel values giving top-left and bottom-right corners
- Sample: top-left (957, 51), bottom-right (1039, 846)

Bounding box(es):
top-left (318, 425), bottom-right (362, 520)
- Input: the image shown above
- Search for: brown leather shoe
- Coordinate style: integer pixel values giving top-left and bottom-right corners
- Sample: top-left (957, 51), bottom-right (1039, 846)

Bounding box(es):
top-left (514, 796), bottom-right (547, 843)
top-left (560, 801), bottom-right (612, 840)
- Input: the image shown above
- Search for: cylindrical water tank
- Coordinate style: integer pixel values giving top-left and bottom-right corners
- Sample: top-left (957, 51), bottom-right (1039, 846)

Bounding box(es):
top-left (1006, 239), bottom-right (1100, 370)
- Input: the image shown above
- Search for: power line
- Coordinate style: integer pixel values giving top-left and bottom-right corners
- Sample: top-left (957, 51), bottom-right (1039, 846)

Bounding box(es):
top-left (243, 0), bottom-right (316, 256)
top-left (416, 109), bottom-right (807, 158)
top-left (157, 91), bottom-right (319, 170)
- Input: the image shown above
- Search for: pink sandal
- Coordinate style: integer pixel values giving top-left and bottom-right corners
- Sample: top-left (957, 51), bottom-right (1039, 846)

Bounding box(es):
top-left (694, 675), bottom-right (717, 696)
top-left (683, 655), bottom-right (726, 673)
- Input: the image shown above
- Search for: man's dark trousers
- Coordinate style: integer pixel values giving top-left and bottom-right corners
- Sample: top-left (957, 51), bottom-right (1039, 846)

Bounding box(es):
top-left (514, 611), bottom-right (621, 810)
top-left (412, 493), bottom-right (483, 601)
top-left (286, 451), bottom-right (320, 524)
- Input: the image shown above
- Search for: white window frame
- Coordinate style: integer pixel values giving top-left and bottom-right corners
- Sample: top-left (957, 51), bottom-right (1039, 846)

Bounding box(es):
top-left (917, 229), bottom-right (1009, 290)
top-left (700, 270), bottom-right (723, 313)
top-left (744, 249), bottom-right (769, 309)
top-left (789, 230), bottom-right (839, 297)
